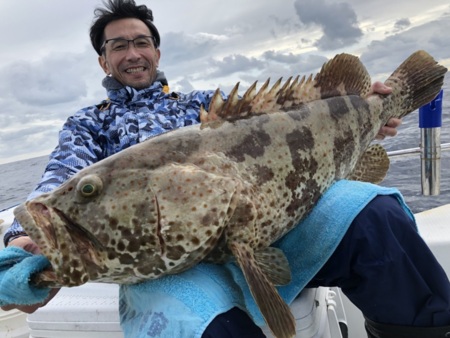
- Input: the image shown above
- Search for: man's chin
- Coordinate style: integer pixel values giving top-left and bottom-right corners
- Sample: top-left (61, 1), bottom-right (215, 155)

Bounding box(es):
top-left (126, 78), bottom-right (153, 90)
top-left (121, 71), bottom-right (157, 89)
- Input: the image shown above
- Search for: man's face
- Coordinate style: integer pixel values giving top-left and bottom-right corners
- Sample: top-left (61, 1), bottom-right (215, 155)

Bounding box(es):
top-left (98, 18), bottom-right (161, 89)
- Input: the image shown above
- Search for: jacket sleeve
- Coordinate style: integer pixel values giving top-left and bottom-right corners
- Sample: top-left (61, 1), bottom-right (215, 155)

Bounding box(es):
top-left (3, 109), bottom-right (105, 246)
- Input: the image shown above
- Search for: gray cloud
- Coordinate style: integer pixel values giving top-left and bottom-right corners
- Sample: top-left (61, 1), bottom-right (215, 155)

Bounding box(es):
top-left (3, 61), bottom-right (86, 106)
top-left (206, 54), bottom-right (266, 79)
top-left (263, 50), bottom-right (301, 64)
top-left (394, 18), bottom-right (411, 32)
top-left (0, 124), bottom-right (59, 161)
top-left (261, 51), bottom-right (327, 75)
top-left (160, 31), bottom-right (223, 65)
top-left (293, 0), bottom-right (363, 50)
top-left (252, 53), bottom-right (328, 86)
top-left (172, 77), bottom-right (195, 93)
top-left (0, 48), bottom-right (100, 107)
top-left (361, 16), bottom-right (450, 77)
top-left (268, 15), bottom-right (303, 39)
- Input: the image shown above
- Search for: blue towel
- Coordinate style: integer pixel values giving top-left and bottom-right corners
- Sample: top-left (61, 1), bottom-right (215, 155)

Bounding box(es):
top-left (0, 246), bottom-right (51, 306)
top-left (119, 180), bottom-right (415, 337)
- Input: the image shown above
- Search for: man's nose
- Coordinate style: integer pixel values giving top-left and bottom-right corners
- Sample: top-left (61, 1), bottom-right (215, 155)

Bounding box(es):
top-left (125, 43), bottom-right (141, 59)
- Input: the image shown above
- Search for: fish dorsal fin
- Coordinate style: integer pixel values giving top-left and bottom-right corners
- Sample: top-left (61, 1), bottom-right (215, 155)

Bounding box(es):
top-left (313, 53), bottom-right (372, 100)
top-left (200, 53), bottom-right (372, 128)
top-left (349, 144), bottom-right (390, 184)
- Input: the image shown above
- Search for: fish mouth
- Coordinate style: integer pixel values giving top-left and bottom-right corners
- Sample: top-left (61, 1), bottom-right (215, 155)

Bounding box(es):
top-left (52, 208), bottom-right (104, 253)
top-left (15, 202), bottom-right (104, 286)
top-left (24, 202), bottom-right (103, 252)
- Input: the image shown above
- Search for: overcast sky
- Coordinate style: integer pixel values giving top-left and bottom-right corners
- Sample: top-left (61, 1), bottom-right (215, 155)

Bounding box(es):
top-left (0, 0), bottom-right (449, 164)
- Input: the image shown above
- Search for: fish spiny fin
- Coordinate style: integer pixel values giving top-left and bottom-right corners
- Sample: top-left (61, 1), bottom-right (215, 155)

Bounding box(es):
top-left (209, 88), bottom-right (226, 116)
top-left (221, 82), bottom-right (241, 117)
top-left (280, 74), bottom-right (315, 109)
top-left (250, 78), bottom-right (283, 114)
top-left (279, 75), bottom-right (300, 110)
top-left (237, 80), bottom-right (258, 117)
top-left (230, 242), bottom-right (296, 338)
top-left (241, 78), bottom-right (270, 115)
top-left (200, 88), bottom-right (226, 128)
top-left (254, 247), bottom-right (291, 286)
top-left (348, 144), bottom-right (390, 184)
top-left (275, 76), bottom-right (293, 107)
top-left (201, 53), bottom-right (375, 126)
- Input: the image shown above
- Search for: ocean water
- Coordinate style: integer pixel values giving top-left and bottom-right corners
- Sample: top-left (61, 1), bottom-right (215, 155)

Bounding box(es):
top-left (0, 78), bottom-right (449, 214)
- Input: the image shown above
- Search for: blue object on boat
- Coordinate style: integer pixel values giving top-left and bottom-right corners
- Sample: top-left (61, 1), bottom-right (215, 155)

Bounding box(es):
top-left (420, 89), bottom-right (443, 128)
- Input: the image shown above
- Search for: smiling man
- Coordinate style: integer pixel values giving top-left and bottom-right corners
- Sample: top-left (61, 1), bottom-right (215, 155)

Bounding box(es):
top-left (97, 18), bottom-right (161, 89)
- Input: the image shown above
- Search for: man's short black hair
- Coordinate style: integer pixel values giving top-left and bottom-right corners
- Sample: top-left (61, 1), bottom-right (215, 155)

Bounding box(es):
top-left (90, 0), bottom-right (161, 55)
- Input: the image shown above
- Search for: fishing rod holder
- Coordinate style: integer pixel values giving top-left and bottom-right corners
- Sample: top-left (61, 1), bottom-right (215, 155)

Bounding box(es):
top-left (419, 90), bottom-right (443, 196)
top-left (387, 90), bottom-right (445, 196)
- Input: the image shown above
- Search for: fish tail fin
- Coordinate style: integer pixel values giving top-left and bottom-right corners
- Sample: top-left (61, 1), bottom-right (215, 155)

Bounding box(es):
top-left (383, 50), bottom-right (447, 119)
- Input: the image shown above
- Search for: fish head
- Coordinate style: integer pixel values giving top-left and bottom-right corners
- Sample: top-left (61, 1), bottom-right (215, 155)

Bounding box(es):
top-left (14, 160), bottom-right (164, 287)
top-left (14, 155), bottom-right (238, 287)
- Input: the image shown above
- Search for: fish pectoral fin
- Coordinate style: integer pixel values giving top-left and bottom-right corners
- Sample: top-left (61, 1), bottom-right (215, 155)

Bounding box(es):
top-left (349, 144), bottom-right (390, 184)
top-left (230, 242), bottom-right (296, 338)
top-left (254, 247), bottom-right (291, 286)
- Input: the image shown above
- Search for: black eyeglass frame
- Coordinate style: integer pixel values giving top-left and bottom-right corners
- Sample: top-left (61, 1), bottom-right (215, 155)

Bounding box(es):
top-left (100, 35), bottom-right (157, 54)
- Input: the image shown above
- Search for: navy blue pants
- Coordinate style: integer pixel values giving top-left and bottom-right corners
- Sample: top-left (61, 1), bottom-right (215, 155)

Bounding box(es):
top-left (203, 195), bottom-right (450, 337)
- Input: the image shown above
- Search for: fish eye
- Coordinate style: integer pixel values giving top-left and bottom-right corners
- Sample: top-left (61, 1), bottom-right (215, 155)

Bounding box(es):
top-left (77, 175), bottom-right (103, 198)
top-left (81, 184), bottom-right (95, 195)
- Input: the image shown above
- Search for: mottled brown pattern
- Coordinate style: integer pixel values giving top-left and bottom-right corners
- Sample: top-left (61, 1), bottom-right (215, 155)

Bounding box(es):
top-left (349, 95), bottom-right (374, 142)
top-left (333, 129), bottom-right (356, 175)
top-left (253, 164), bottom-right (275, 186)
top-left (226, 128), bottom-right (272, 162)
top-left (326, 97), bottom-right (351, 123)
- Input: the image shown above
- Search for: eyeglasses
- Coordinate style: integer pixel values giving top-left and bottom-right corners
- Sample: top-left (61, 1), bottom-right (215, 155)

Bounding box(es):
top-left (101, 36), bottom-right (156, 54)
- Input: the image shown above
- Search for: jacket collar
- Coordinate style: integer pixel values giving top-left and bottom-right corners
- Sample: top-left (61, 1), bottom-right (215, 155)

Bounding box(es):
top-left (102, 70), bottom-right (169, 104)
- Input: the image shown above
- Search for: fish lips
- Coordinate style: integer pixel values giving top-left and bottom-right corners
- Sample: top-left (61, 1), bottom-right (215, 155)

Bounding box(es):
top-left (14, 201), bottom-right (96, 286)
top-left (15, 202), bottom-right (58, 249)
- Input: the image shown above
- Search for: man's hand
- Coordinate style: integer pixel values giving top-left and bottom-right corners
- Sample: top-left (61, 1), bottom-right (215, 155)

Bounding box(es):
top-left (376, 118), bottom-right (402, 140)
top-left (1, 236), bottom-right (60, 314)
top-left (369, 81), bottom-right (402, 140)
top-left (7, 236), bottom-right (41, 254)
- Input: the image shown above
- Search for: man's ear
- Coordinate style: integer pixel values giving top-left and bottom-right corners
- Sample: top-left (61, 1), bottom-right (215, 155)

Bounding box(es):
top-left (155, 48), bottom-right (161, 68)
top-left (98, 55), bottom-right (110, 75)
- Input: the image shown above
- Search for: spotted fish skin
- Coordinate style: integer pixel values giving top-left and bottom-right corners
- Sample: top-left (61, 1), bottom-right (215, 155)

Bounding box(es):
top-left (14, 51), bottom-right (446, 338)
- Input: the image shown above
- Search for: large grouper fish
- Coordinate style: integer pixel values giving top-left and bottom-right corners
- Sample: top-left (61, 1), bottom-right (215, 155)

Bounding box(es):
top-left (14, 50), bottom-right (447, 338)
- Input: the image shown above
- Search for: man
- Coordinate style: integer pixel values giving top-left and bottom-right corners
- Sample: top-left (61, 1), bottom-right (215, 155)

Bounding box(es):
top-left (3, 1), bottom-right (450, 337)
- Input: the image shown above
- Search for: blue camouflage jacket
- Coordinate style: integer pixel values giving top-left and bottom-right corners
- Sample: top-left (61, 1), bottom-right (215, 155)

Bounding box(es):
top-left (4, 72), bottom-right (217, 245)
